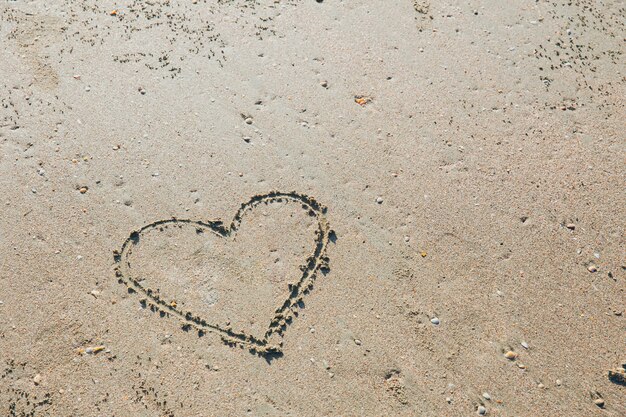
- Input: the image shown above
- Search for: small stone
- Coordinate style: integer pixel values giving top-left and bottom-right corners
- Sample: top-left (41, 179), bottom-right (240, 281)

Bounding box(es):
top-left (244, 117), bottom-right (253, 125)
top-left (482, 392), bottom-right (491, 400)
top-left (376, 197), bottom-right (383, 204)
top-left (354, 339), bottom-right (362, 346)
top-left (243, 136), bottom-right (251, 143)
top-left (593, 398), bottom-right (605, 408)
top-left (521, 341), bottom-right (529, 349)
top-left (79, 186), bottom-right (88, 194)
top-left (430, 317), bottom-right (440, 325)
top-left (537, 383), bottom-right (545, 389)
top-left (85, 86), bottom-right (91, 92)
top-left (587, 264), bottom-right (597, 273)
top-left (320, 81), bottom-right (328, 88)
top-left (113, 145), bottom-right (120, 150)
top-left (504, 351), bottom-right (518, 360)
top-left (445, 397), bottom-right (452, 404)
top-left (566, 223), bottom-right (575, 230)
top-left (477, 405), bottom-right (486, 415)
top-left (404, 236), bottom-right (410, 242)
top-left (555, 379), bottom-right (562, 386)
top-left (517, 363), bottom-right (526, 369)
top-left (90, 290), bottom-right (100, 297)
top-left (33, 374), bottom-right (42, 385)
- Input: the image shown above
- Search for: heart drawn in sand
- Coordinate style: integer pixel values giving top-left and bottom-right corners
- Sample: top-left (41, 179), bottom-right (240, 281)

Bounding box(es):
top-left (113, 192), bottom-right (331, 354)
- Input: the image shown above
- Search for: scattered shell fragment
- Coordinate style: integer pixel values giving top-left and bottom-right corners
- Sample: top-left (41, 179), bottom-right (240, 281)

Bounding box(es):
top-left (79, 345), bottom-right (106, 355)
top-left (593, 398), bottom-right (605, 408)
top-left (482, 392), bottom-right (491, 400)
top-left (477, 405), bottom-right (487, 415)
top-left (521, 341), bottom-right (529, 349)
top-left (504, 351), bottom-right (518, 360)
top-left (33, 374), bottom-right (42, 385)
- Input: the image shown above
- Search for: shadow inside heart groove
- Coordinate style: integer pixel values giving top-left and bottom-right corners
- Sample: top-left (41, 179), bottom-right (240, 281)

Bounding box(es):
top-left (114, 191), bottom-right (331, 354)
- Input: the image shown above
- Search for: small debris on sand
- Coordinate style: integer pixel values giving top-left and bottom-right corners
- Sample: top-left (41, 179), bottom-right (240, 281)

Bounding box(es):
top-left (504, 351), bottom-right (518, 360)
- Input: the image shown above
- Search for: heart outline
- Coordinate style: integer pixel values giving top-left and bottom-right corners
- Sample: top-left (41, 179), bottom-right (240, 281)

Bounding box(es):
top-left (114, 191), bottom-right (330, 354)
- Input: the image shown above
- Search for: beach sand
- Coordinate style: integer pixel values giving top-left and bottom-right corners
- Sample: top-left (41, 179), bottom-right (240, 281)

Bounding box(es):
top-left (0, 1), bottom-right (624, 415)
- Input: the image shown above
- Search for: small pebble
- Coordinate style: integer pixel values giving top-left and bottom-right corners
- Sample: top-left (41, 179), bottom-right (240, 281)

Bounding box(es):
top-left (477, 405), bottom-right (486, 415)
top-left (244, 117), bottom-right (253, 125)
top-left (537, 383), bottom-right (545, 389)
top-left (33, 374), bottom-right (42, 385)
top-left (504, 351), bottom-right (518, 360)
top-left (243, 136), bottom-right (251, 143)
top-left (594, 398), bottom-right (605, 408)
top-left (521, 341), bottom-right (529, 349)
top-left (566, 223), bottom-right (575, 230)
top-left (587, 264), bottom-right (597, 273)
top-left (446, 397), bottom-right (452, 404)
top-left (354, 339), bottom-right (362, 346)
top-left (555, 379), bottom-right (562, 386)
top-left (376, 197), bottom-right (383, 204)
top-left (79, 186), bottom-right (88, 194)
top-left (482, 392), bottom-right (491, 400)
top-left (85, 86), bottom-right (91, 92)
top-left (320, 80), bottom-right (328, 88)
top-left (430, 317), bottom-right (440, 325)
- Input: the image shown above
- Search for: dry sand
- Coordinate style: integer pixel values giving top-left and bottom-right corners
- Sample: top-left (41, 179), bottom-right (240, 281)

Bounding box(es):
top-left (1, 0), bottom-right (624, 415)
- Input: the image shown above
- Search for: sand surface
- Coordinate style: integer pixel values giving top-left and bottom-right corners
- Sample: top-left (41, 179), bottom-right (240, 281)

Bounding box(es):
top-left (0, 0), bottom-right (624, 415)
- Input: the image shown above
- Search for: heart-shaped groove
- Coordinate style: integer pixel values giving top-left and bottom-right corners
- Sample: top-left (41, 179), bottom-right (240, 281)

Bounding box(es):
top-left (113, 191), bottom-right (331, 355)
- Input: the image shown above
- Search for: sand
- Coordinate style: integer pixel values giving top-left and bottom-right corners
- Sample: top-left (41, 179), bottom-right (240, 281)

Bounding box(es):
top-left (0, 0), bottom-right (624, 415)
